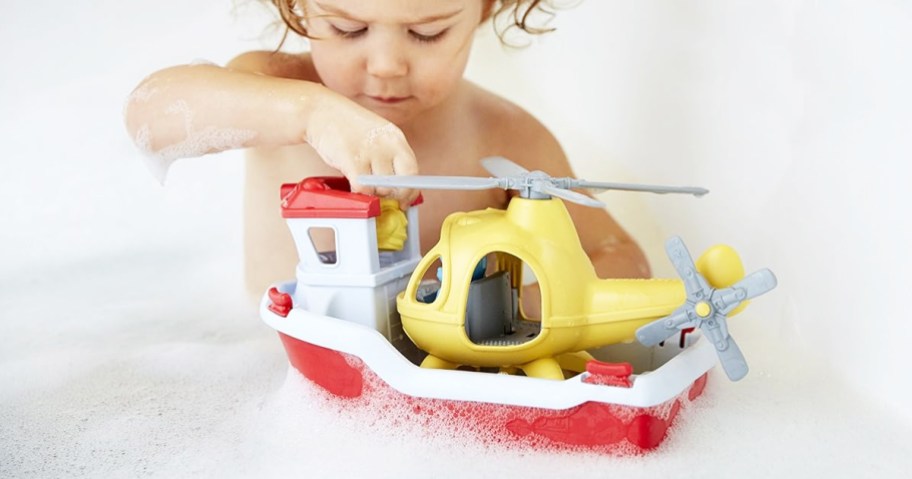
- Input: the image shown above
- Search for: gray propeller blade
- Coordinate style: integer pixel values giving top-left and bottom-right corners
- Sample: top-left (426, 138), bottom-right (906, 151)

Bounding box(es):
top-left (359, 175), bottom-right (503, 190)
top-left (704, 321), bottom-right (749, 381)
top-left (665, 236), bottom-right (711, 300)
top-left (636, 308), bottom-right (692, 347)
top-left (716, 269), bottom-right (778, 315)
top-left (480, 156), bottom-right (530, 178)
top-left (734, 268), bottom-right (778, 301)
top-left (538, 183), bottom-right (606, 208)
top-left (573, 180), bottom-right (709, 197)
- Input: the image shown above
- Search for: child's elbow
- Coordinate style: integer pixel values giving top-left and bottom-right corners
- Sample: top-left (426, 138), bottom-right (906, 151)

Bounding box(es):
top-left (123, 77), bottom-right (156, 153)
top-left (122, 67), bottom-right (182, 153)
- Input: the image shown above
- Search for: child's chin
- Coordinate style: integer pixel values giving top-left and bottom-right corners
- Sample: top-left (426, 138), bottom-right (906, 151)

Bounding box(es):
top-left (373, 109), bottom-right (418, 128)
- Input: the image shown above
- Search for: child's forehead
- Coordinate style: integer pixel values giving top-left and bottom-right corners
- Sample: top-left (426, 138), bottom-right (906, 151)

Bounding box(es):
top-left (309, 0), bottom-right (474, 23)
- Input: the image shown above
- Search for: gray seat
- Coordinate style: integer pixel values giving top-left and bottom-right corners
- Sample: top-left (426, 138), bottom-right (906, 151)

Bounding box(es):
top-left (465, 271), bottom-right (514, 343)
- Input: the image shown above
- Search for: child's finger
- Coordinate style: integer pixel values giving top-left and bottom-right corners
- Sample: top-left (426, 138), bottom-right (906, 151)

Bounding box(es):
top-left (370, 155), bottom-right (396, 198)
top-left (392, 151), bottom-right (419, 210)
top-left (392, 148), bottom-right (418, 176)
top-left (396, 191), bottom-right (417, 211)
top-left (344, 164), bottom-right (376, 197)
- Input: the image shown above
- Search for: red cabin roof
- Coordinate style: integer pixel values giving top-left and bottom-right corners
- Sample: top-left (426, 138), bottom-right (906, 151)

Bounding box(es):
top-left (281, 177), bottom-right (422, 219)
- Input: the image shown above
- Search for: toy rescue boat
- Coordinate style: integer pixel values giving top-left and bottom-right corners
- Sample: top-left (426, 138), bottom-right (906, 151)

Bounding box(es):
top-left (260, 160), bottom-right (776, 452)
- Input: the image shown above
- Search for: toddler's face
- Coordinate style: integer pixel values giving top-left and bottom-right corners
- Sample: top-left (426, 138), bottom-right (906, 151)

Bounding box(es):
top-left (305, 0), bottom-right (486, 126)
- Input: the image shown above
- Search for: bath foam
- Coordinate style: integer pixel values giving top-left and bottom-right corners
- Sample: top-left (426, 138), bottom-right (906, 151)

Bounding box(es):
top-left (146, 126), bottom-right (257, 182)
top-left (365, 123), bottom-right (402, 146)
top-left (125, 76), bottom-right (159, 105)
top-left (135, 99), bottom-right (257, 184)
top-left (306, 121), bottom-right (407, 178)
top-left (282, 367), bottom-right (663, 456)
top-left (236, 366), bottom-right (686, 478)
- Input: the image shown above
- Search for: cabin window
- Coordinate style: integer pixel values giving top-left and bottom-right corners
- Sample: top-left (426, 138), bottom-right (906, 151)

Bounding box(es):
top-left (307, 227), bottom-right (337, 265)
top-left (415, 256), bottom-right (443, 303)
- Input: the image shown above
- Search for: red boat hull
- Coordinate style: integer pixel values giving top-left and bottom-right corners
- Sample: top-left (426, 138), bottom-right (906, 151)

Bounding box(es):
top-left (278, 333), bottom-right (708, 453)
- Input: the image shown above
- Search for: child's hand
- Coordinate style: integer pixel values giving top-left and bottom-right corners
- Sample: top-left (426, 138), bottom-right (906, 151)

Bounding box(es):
top-left (306, 92), bottom-right (419, 210)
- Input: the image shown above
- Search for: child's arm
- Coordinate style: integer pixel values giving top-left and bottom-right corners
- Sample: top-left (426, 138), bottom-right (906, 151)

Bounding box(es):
top-left (123, 54), bottom-right (417, 206)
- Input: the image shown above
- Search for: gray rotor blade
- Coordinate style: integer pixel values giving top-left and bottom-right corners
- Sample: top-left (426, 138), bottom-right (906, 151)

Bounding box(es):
top-left (713, 287), bottom-right (745, 315)
top-left (636, 308), bottom-right (692, 347)
top-left (573, 180), bottom-right (709, 197)
top-left (716, 269), bottom-right (778, 315)
top-left (665, 236), bottom-right (710, 300)
top-left (713, 329), bottom-right (749, 381)
top-left (538, 183), bottom-right (606, 208)
top-left (700, 312), bottom-right (747, 379)
top-left (358, 175), bottom-right (502, 190)
top-left (735, 268), bottom-right (778, 300)
top-left (480, 156), bottom-right (530, 178)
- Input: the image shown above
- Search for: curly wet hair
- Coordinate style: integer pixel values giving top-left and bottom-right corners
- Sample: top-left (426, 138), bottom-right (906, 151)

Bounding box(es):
top-left (267, 0), bottom-right (561, 43)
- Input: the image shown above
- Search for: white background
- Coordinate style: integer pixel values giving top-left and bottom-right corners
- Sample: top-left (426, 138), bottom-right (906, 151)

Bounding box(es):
top-left (2, 1), bottom-right (911, 477)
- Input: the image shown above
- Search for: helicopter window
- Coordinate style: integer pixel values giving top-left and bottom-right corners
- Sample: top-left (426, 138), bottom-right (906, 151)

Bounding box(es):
top-left (472, 256), bottom-right (488, 281)
top-left (307, 227), bottom-right (337, 265)
top-left (415, 256), bottom-right (443, 303)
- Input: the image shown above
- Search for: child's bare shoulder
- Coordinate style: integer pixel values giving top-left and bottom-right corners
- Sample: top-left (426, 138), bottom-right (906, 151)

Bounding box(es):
top-left (226, 51), bottom-right (318, 81)
top-left (465, 81), bottom-right (567, 173)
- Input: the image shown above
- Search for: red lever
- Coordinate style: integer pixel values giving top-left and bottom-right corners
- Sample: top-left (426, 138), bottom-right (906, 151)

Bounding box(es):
top-left (268, 287), bottom-right (293, 317)
top-left (583, 360), bottom-right (633, 388)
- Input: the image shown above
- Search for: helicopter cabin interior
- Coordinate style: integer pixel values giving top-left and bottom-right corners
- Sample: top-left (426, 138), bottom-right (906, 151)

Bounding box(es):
top-left (415, 251), bottom-right (545, 347)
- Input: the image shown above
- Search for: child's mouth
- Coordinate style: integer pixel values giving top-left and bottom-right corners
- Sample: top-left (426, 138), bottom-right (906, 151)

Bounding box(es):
top-left (368, 96), bottom-right (410, 105)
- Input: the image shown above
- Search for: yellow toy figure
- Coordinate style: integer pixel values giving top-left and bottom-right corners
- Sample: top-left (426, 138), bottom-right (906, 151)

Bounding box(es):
top-left (375, 198), bottom-right (409, 251)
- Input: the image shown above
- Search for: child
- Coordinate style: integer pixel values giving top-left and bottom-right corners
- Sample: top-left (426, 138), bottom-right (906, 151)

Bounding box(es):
top-left (123, 0), bottom-right (650, 306)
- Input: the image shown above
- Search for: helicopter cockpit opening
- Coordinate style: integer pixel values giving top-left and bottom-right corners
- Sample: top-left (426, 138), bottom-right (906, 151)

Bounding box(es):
top-left (463, 252), bottom-right (542, 347)
top-left (414, 256), bottom-right (444, 304)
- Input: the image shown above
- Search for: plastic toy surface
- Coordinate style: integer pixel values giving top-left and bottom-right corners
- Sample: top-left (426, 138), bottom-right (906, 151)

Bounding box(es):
top-left (360, 157), bottom-right (777, 381)
top-left (260, 157), bottom-right (778, 452)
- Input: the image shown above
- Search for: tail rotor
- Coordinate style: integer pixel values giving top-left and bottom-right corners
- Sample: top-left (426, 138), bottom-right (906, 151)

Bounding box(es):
top-left (636, 236), bottom-right (777, 381)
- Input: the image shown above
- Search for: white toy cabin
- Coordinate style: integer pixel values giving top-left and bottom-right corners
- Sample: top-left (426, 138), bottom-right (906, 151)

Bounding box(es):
top-left (279, 177), bottom-right (423, 342)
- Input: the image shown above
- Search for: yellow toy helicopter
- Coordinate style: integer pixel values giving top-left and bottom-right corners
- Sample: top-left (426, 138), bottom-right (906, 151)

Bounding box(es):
top-left (360, 158), bottom-right (777, 381)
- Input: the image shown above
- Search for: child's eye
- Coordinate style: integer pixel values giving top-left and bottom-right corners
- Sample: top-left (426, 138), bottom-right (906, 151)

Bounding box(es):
top-left (409, 29), bottom-right (448, 43)
top-left (330, 25), bottom-right (367, 39)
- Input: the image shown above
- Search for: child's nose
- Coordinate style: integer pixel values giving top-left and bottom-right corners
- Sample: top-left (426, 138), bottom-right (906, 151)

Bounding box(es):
top-left (366, 38), bottom-right (408, 78)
